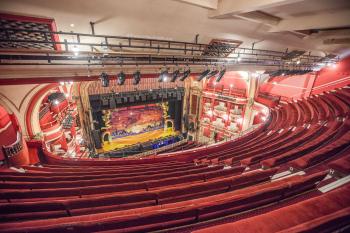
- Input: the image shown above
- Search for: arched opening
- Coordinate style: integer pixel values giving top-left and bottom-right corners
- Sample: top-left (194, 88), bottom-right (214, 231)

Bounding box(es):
top-left (103, 133), bottom-right (110, 142)
top-left (102, 132), bottom-right (111, 143)
top-left (0, 105), bottom-right (30, 167)
top-left (164, 119), bottom-right (174, 133)
top-left (167, 121), bottom-right (173, 128)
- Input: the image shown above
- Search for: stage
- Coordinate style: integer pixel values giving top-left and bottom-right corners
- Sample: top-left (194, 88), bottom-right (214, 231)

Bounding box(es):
top-left (98, 128), bottom-right (179, 153)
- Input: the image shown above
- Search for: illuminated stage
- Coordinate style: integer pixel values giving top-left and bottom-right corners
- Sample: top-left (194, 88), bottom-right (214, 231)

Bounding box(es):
top-left (99, 128), bottom-right (179, 153)
top-left (90, 92), bottom-right (184, 155)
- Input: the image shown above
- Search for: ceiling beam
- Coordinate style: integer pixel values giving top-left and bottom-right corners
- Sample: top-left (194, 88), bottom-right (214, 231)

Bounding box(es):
top-left (173, 0), bottom-right (218, 10)
top-left (235, 11), bottom-right (281, 26)
top-left (208, 0), bottom-right (305, 18)
top-left (269, 9), bottom-right (350, 32)
top-left (323, 38), bottom-right (350, 45)
top-left (305, 29), bottom-right (350, 39)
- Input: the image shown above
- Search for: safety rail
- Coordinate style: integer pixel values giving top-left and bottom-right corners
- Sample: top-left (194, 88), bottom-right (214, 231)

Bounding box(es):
top-left (0, 27), bottom-right (338, 68)
top-left (131, 139), bottom-right (189, 158)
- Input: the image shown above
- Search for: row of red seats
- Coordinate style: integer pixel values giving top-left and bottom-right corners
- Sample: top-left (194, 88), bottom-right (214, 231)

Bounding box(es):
top-left (194, 183), bottom-right (350, 233)
top-left (0, 171), bottom-right (326, 232)
top-left (0, 166), bottom-right (246, 202)
top-left (0, 169), bottom-right (276, 222)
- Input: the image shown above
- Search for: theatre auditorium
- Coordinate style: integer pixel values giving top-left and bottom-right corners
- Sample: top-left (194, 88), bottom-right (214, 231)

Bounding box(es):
top-left (0, 0), bottom-right (350, 232)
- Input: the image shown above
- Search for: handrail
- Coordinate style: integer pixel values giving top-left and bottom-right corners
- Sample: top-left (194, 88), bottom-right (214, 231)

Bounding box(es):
top-left (131, 139), bottom-right (189, 158)
top-left (0, 27), bottom-right (337, 68)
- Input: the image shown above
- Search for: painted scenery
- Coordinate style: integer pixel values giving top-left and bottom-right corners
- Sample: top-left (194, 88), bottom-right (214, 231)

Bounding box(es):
top-left (107, 104), bottom-right (164, 139)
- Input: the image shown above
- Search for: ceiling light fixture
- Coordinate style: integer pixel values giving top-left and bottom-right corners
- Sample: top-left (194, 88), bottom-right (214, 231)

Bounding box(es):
top-left (171, 69), bottom-right (180, 82)
top-left (215, 68), bottom-right (226, 82)
top-left (197, 68), bottom-right (210, 81)
top-left (133, 70), bottom-right (141, 85)
top-left (100, 72), bottom-right (109, 87)
top-left (117, 71), bottom-right (126, 85)
top-left (180, 68), bottom-right (191, 81)
top-left (207, 69), bottom-right (219, 79)
top-left (158, 68), bottom-right (169, 82)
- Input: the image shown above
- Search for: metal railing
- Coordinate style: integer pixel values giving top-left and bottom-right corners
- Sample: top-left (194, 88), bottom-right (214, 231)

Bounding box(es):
top-left (131, 139), bottom-right (189, 158)
top-left (0, 27), bottom-right (337, 68)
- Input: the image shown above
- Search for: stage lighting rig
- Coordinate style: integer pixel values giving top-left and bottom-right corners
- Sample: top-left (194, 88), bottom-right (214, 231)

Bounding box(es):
top-left (133, 70), bottom-right (141, 85)
top-left (100, 72), bottom-right (109, 87)
top-left (216, 68), bottom-right (226, 82)
top-left (180, 68), bottom-right (191, 81)
top-left (117, 71), bottom-right (126, 85)
top-left (197, 68), bottom-right (210, 81)
top-left (206, 69), bottom-right (219, 79)
top-left (171, 69), bottom-right (180, 82)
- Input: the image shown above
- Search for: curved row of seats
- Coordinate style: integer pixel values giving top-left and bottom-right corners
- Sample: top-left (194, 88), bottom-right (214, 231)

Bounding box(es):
top-left (194, 183), bottom-right (350, 233)
top-left (0, 171), bottom-right (327, 232)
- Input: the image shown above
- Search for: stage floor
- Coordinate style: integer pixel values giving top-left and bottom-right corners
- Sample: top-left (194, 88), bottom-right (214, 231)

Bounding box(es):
top-left (99, 129), bottom-right (178, 153)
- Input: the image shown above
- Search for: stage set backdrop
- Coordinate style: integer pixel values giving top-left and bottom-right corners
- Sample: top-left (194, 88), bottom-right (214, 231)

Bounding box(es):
top-left (91, 100), bottom-right (183, 153)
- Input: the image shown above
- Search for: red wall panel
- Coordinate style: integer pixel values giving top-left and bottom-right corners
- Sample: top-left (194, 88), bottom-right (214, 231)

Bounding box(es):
top-left (311, 56), bottom-right (350, 95)
top-left (259, 73), bottom-right (315, 101)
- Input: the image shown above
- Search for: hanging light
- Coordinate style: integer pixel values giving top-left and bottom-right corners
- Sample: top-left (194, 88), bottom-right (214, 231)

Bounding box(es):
top-left (100, 72), bottom-right (109, 87)
top-left (117, 71), bottom-right (126, 85)
top-left (197, 68), bottom-right (210, 81)
top-left (180, 68), bottom-right (191, 81)
top-left (215, 68), bottom-right (226, 82)
top-left (158, 68), bottom-right (169, 82)
top-left (133, 70), bottom-right (141, 85)
top-left (171, 69), bottom-right (180, 82)
top-left (206, 69), bottom-right (219, 79)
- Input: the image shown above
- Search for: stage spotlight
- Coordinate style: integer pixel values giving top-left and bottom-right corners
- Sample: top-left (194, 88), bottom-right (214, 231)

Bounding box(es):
top-left (133, 71), bottom-right (141, 85)
top-left (206, 69), bottom-right (219, 79)
top-left (171, 69), bottom-right (180, 82)
top-left (117, 71), bottom-right (126, 85)
top-left (215, 69), bottom-right (226, 82)
top-left (180, 68), bottom-right (191, 81)
top-left (197, 69), bottom-right (210, 81)
top-left (158, 69), bottom-right (169, 82)
top-left (100, 72), bottom-right (109, 87)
